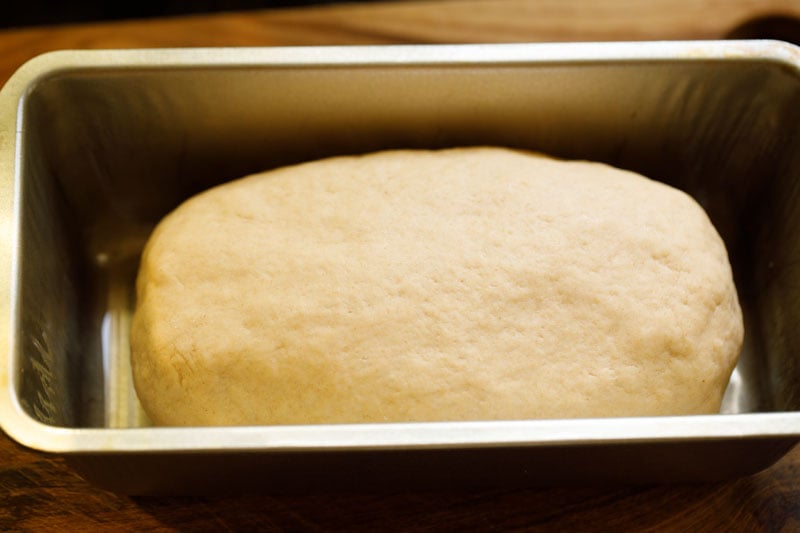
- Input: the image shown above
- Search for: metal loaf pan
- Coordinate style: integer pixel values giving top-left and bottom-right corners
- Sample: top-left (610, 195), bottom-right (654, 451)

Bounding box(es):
top-left (1, 41), bottom-right (800, 495)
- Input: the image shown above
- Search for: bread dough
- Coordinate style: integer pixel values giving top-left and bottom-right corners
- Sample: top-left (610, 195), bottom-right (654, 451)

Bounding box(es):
top-left (130, 147), bottom-right (743, 426)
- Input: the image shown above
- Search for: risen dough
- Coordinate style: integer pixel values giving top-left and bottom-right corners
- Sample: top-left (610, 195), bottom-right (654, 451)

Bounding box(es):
top-left (130, 147), bottom-right (743, 426)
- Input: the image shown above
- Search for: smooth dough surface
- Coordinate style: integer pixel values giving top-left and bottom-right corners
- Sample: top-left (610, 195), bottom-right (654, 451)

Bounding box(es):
top-left (130, 147), bottom-right (743, 426)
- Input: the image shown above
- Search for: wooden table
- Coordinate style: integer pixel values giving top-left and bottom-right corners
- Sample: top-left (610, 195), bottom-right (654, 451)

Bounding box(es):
top-left (2, 0), bottom-right (800, 530)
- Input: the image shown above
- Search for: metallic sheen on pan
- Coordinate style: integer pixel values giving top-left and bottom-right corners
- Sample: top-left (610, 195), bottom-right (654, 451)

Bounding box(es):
top-left (0, 41), bottom-right (799, 494)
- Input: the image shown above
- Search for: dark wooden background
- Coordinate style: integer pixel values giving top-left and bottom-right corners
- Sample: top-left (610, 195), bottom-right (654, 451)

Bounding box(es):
top-left (2, 0), bottom-right (800, 530)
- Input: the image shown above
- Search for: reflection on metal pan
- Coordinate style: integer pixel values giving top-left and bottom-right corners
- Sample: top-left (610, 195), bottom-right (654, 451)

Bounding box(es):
top-left (0, 41), bottom-right (799, 493)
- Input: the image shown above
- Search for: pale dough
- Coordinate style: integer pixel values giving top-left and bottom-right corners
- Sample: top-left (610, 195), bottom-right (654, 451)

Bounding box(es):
top-left (130, 147), bottom-right (743, 426)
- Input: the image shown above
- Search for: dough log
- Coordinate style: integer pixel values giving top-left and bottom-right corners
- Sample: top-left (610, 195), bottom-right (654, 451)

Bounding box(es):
top-left (130, 147), bottom-right (743, 426)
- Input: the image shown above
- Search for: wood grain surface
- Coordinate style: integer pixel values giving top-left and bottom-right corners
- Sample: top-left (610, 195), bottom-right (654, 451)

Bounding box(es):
top-left (2, 0), bottom-right (800, 530)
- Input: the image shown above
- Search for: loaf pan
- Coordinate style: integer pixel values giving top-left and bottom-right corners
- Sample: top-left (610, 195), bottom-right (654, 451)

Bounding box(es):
top-left (1, 41), bottom-right (799, 494)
